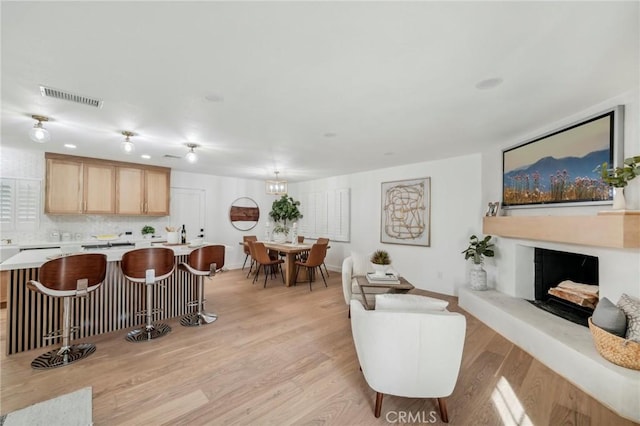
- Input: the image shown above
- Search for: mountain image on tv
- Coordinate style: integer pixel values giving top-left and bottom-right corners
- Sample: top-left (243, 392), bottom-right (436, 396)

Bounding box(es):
top-left (503, 148), bottom-right (611, 205)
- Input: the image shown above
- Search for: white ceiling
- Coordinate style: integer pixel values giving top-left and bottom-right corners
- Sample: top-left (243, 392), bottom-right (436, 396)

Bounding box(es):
top-left (2, 1), bottom-right (638, 183)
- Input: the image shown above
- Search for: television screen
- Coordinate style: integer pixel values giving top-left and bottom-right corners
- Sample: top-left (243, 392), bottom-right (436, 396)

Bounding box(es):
top-left (502, 106), bottom-right (624, 208)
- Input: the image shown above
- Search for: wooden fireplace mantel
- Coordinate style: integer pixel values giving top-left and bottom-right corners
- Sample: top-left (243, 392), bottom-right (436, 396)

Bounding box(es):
top-left (482, 211), bottom-right (640, 249)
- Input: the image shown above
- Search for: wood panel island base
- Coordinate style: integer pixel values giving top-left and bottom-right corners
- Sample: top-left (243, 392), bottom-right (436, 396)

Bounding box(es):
top-left (2, 248), bottom-right (198, 355)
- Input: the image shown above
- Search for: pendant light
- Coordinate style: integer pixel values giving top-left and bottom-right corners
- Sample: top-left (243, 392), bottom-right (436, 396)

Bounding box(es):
top-left (266, 171), bottom-right (287, 195)
top-left (29, 115), bottom-right (51, 143)
top-left (185, 143), bottom-right (199, 163)
top-left (121, 131), bottom-right (135, 153)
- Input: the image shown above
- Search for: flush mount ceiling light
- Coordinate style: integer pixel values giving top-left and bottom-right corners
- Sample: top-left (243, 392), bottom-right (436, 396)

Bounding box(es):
top-left (121, 131), bottom-right (136, 154)
top-left (266, 171), bottom-right (287, 195)
top-left (185, 143), bottom-right (199, 163)
top-left (475, 77), bottom-right (504, 90)
top-left (29, 115), bottom-right (51, 143)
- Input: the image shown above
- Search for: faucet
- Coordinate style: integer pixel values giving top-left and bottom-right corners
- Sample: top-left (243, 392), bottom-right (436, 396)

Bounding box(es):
top-left (1, 238), bottom-right (13, 245)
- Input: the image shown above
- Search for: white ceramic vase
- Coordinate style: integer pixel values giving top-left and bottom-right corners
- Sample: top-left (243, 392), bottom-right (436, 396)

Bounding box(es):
top-left (371, 263), bottom-right (389, 277)
top-left (272, 231), bottom-right (287, 243)
top-left (469, 263), bottom-right (488, 291)
top-left (612, 187), bottom-right (626, 210)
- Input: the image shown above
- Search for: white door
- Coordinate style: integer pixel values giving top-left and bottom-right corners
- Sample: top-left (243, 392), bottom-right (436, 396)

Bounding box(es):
top-left (170, 188), bottom-right (205, 241)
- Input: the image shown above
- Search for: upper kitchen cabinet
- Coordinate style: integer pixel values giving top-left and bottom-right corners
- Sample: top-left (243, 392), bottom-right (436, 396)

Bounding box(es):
top-left (116, 167), bottom-right (170, 216)
top-left (46, 154), bottom-right (115, 214)
top-left (45, 153), bottom-right (170, 216)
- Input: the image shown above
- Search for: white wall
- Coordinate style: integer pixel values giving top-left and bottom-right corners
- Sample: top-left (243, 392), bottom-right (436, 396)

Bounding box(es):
top-left (481, 89), bottom-right (640, 301)
top-left (290, 153), bottom-right (482, 296)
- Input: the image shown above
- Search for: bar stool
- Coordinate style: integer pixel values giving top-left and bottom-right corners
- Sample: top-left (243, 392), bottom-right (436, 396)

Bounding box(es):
top-left (179, 244), bottom-right (225, 327)
top-left (27, 253), bottom-right (107, 369)
top-left (121, 247), bottom-right (175, 342)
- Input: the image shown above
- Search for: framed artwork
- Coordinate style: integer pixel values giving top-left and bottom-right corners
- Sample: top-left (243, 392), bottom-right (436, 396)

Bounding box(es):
top-left (502, 106), bottom-right (623, 208)
top-left (485, 201), bottom-right (500, 217)
top-left (380, 177), bottom-right (430, 246)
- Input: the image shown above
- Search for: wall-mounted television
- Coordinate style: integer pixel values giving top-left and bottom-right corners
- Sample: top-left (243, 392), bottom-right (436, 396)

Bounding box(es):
top-left (502, 105), bottom-right (624, 209)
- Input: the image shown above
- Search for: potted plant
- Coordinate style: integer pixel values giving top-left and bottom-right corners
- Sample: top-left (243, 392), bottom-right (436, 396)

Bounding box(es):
top-left (600, 155), bottom-right (640, 210)
top-left (370, 249), bottom-right (391, 276)
top-left (268, 195), bottom-right (303, 239)
top-left (462, 235), bottom-right (495, 290)
top-left (141, 225), bottom-right (155, 239)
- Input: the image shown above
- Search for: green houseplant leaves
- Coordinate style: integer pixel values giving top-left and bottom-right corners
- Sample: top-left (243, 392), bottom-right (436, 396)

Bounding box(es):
top-left (268, 195), bottom-right (303, 233)
top-left (462, 235), bottom-right (495, 265)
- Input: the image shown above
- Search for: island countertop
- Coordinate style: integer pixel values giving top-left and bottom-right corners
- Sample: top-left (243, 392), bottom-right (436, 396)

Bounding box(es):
top-left (0, 243), bottom-right (215, 271)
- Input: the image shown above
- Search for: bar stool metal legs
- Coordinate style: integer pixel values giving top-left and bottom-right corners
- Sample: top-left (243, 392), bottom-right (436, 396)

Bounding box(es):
top-left (181, 273), bottom-right (218, 327)
top-left (126, 278), bottom-right (171, 342)
top-left (31, 296), bottom-right (96, 370)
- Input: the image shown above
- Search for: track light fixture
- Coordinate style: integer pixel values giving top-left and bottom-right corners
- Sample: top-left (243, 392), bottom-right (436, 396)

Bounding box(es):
top-left (185, 143), bottom-right (199, 163)
top-left (121, 131), bottom-right (135, 153)
top-left (29, 115), bottom-right (51, 143)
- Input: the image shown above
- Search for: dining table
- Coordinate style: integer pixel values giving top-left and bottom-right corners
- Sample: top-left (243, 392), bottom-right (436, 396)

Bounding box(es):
top-left (263, 242), bottom-right (314, 286)
top-left (241, 241), bottom-right (313, 287)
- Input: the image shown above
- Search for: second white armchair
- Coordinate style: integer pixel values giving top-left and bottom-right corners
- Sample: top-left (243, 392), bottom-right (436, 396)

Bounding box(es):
top-left (350, 295), bottom-right (466, 422)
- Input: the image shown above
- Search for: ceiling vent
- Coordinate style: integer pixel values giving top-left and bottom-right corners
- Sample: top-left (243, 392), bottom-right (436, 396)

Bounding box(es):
top-left (39, 85), bottom-right (104, 108)
top-left (163, 154), bottom-right (182, 159)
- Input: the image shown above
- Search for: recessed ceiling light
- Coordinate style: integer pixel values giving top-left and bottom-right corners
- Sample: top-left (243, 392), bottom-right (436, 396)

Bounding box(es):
top-left (141, 154), bottom-right (151, 159)
top-left (204, 93), bottom-right (224, 102)
top-left (476, 77), bottom-right (504, 90)
top-left (384, 152), bottom-right (394, 156)
top-left (64, 143), bottom-right (76, 149)
top-left (324, 132), bottom-right (337, 138)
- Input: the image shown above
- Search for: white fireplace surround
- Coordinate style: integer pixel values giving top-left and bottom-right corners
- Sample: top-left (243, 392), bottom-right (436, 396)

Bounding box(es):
top-left (459, 238), bottom-right (640, 423)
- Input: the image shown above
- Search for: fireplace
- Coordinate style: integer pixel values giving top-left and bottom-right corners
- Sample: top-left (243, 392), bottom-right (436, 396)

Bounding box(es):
top-left (529, 248), bottom-right (599, 327)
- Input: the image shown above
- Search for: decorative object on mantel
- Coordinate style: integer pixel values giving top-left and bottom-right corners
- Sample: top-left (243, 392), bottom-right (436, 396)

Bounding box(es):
top-left (600, 155), bottom-right (640, 210)
top-left (462, 235), bottom-right (495, 291)
top-left (370, 249), bottom-right (391, 277)
top-left (485, 201), bottom-right (500, 217)
top-left (268, 194), bottom-right (303, 240)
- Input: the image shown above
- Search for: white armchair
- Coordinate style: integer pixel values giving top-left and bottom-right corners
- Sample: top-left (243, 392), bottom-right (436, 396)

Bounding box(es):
top-left (342, 255), bottom-right (389, 316)
top-left (350, 296), bottom-right (466, 422)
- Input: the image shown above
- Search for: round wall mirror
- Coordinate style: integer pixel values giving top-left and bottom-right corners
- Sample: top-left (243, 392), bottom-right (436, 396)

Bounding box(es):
top-left (229, 197), bottom-right (260, 231)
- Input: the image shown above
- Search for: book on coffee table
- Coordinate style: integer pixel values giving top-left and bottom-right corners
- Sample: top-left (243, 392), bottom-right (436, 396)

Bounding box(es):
top-left (366, 272), bottom-right (400, 284)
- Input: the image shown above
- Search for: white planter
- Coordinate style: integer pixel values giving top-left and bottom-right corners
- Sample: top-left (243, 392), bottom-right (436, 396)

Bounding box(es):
top-left (469, 263), bottom-right (488, 291)
top-left (272, 232), bottom-right (287, 243)
top-left (371, 263), bottom-right (390, 277)
top-left (612, 187), bottom-right (626, 210)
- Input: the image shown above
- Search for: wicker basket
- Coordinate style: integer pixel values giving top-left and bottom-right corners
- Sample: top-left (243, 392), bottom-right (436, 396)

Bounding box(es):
top-left (588, 317), bottom-right (640, 371)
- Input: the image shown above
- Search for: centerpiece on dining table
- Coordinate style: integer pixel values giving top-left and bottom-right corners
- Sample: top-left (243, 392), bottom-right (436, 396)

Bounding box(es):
top-left (268, 194), bottom-right (303, 243)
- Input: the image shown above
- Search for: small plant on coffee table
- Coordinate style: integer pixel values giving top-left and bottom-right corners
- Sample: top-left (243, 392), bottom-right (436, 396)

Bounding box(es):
top-left (370, 250), bottom-right (391, 265)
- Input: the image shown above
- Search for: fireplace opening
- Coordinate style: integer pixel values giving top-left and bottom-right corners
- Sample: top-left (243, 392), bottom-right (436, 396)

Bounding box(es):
top-left (528, 248), bottom-right (599, 327)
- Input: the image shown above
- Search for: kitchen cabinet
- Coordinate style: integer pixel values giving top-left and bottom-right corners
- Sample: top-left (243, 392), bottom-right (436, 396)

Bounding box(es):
top-left (45, 153), bottom-right (170, 216)
top-left (46, 154), bottom-right (115, 214)
top-left (116, 167), bottom-right (170, 216)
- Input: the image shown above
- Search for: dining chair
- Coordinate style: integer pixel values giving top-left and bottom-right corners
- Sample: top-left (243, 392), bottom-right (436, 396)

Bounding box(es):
top-left (242, 235), bottom-right (258, 270)
top-left (316, 237), bottom-right (330, 276)
top-left (294, 242), bottom-right (328, 291)
top-left (251, 242), bottom-right (285, 287)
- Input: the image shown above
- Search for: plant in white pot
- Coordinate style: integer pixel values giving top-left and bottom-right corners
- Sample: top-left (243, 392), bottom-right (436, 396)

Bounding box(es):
top-left (600, 154), bottom-right (640, 210)
top-left (462, 235), bottom-right (495, 290)
top-left (141, 225), bottom-right (155, 239)
top-left (370, 249), bottom-right (391, 277)
top-left (268, 195), bottom-right (303, 242)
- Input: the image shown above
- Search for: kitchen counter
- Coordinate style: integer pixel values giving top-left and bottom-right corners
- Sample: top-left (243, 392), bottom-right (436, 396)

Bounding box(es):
top-left (2, 242), bottom-right (225, 355)
top-left (0, 243), bottom-right (196, 271)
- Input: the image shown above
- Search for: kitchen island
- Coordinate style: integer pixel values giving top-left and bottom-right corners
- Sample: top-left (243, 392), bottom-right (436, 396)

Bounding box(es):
top-left (1, 244), bottom-right (202, 355)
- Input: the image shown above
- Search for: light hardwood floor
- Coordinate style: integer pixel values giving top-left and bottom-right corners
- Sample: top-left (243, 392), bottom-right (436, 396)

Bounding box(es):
top-left (0, 268), bottom-right (635, 425)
